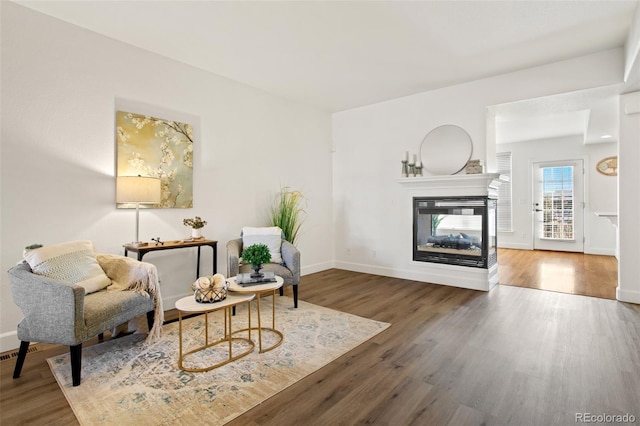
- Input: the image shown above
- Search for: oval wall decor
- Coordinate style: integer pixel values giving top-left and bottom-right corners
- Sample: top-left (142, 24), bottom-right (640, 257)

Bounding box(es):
top-left (596, 156), bottom-right (617, 176)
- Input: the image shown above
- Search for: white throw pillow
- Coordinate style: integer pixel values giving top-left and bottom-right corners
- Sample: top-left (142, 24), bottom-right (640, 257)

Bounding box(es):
top-left (23, 240), bottom-right (112, 294)
top-left (241, 226), bottom-right (283, 264)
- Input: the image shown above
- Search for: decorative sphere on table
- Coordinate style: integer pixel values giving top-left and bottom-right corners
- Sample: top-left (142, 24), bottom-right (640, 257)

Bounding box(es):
top-left (192, 273), bottom-right (227, 303)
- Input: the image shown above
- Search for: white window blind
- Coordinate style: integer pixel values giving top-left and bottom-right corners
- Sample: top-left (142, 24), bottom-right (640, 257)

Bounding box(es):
top-left (496, 152), bottom-right (512, 232)
top-left (541, 166), bottom-right (574, 240)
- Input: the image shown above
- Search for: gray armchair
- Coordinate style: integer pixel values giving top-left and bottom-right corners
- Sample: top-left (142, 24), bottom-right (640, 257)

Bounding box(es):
top-left (227, 238), bottom-right (300, 307)
top-left (8, 258), bottom-right (160, 386)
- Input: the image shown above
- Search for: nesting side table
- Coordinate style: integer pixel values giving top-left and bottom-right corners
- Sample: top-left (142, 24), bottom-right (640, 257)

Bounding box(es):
top-left (175, 293), bottom-right (255, 372)
top-left (227, 275), bottom-right (284, 353)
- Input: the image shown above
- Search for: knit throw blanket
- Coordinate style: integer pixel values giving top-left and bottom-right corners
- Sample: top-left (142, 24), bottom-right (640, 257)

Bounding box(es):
top-left (96, 254), bottom-right (164, 342)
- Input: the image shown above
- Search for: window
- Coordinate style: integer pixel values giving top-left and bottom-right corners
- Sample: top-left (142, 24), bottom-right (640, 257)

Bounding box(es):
top-left (541, 166), bottom-right (574, 240)
top-left (496, 152), bottom-right (512, 232)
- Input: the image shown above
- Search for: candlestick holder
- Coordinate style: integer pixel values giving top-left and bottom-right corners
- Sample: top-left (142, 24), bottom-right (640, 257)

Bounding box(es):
top-left (415, 164), bottom-right (423, 176)
top-left (408, 161), bottom-right (416, 177)
top-left (401, 160), bottom-right (408, 177)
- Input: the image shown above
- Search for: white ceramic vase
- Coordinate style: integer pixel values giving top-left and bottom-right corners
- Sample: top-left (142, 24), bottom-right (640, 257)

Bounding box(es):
top-left (191, 228), bottom-right (202, 238)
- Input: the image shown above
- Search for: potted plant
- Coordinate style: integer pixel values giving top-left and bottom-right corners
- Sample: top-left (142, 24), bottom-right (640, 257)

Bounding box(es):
top-left (183, 216), bottom-right (207, 238)
top-left (270, 187), bottom-right (305, 246)
top-left (241, 243), bottom-right (272, 277)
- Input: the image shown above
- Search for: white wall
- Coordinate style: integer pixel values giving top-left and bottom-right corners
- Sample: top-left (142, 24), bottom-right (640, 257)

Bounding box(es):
top-left (332, 49), bottom-right (624, 287)
top-left (497, 136), bottom-right (617, 255)
top-left (616, 2), bottom-right (640, 304)
top-left (624, 1), bottom-right (640, 83)
top-left (617, 91), bottom-right (640, 304)
top-left (0, 3), bottom-right (334, 351)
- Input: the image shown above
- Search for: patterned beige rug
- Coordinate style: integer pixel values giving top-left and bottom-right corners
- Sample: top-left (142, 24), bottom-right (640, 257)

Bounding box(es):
top-left (48, 296), bottom-right (390, 425)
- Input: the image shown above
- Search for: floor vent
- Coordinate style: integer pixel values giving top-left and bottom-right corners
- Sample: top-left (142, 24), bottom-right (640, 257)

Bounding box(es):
top-left (0, 345), bottom-right (38, 362)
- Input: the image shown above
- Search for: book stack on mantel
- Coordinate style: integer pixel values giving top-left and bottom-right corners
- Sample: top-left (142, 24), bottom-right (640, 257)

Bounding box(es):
top-left (235, 271), bottom-right (277, 286)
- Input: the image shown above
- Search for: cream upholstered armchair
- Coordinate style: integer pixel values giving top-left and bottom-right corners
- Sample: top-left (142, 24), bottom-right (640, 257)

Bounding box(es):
top-left (8, 241), bottom-right (163, 386)
top-left (227, 227), bottom-right (301, 308)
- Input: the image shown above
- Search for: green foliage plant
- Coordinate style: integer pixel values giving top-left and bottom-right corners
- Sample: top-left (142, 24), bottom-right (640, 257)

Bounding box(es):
top-left (431, 214), bottom-right (442, 235)
top-left (183, 216), bottom-right (207, 229)
top-left (270, 187), bottom-right (305, 246)
top-left (241, 243), bottom-right (272, 266)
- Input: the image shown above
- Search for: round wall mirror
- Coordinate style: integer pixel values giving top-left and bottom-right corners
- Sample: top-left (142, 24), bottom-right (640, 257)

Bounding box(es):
top-left (596, 156), bottom-right (617, 176)
top-left (420, 124), bottom-right (473, 175)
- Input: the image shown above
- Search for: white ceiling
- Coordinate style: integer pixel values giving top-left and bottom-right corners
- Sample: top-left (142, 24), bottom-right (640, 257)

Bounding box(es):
top-left (16, 0), bottom-right (639, 113)
top-left (493, 84), bottom-right (623, 145)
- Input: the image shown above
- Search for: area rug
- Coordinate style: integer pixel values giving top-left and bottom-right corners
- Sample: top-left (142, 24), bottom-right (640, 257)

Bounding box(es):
top-left (48, 296), bottom-right (390, 425)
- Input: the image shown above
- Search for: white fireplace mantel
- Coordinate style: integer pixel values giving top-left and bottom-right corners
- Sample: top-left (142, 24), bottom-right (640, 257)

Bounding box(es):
top-left (397, 173), bottom-right (506, 197)
top-left (397, 172), bottom-right (508, 292)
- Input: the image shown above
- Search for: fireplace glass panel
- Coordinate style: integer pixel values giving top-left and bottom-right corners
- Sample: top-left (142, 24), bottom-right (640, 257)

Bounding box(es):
top-left (488, 201), bottom-right (497, 264)
top-left (413, 197), bottom-right (496, 268)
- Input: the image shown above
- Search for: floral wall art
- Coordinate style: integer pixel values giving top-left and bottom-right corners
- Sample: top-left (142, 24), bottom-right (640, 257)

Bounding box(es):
top-left (116, 110), bottom-right (194, 208)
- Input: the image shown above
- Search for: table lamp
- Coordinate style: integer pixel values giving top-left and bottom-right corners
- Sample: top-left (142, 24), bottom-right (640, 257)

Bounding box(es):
top-left (116, 176), bottom-right (161, 247)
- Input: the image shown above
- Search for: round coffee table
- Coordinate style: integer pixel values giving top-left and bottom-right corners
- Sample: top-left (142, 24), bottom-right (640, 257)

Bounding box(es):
top-left (175, 292), bottom-right (255, 372)
top-left (227, 275), bottom-right (284, 353)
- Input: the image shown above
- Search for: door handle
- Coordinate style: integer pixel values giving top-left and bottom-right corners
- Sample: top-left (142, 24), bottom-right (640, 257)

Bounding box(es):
top-left (534, 209), bottom-right (542, 212)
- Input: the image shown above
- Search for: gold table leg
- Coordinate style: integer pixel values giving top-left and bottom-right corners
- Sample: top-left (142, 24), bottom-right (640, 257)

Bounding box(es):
top-left (178, 300), bottom-right (255, 372)
top-left (230, 288), bottom-right (284, 353)
top-left (239, 289), bottom-right (284, 353)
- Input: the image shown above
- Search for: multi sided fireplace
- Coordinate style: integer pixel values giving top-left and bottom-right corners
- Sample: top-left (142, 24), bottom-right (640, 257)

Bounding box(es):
top-left (413, 196), bottom-right (497, 268)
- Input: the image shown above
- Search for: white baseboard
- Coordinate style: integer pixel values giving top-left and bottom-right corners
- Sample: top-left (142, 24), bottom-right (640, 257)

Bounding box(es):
top-left (0, 330), bottom-right (20, 353)
top-left (617, 287), bottom-right (640, 304)
top-left (334, 261), bottom-right (392, 278)
top-left (498, 243), bottom-right (531, 250)
top-left (334, 261), bottom-right (493, 292)
top-left (301, 261), bottom-right (334, 276)
top-left (499, 245), bottom-right (616, 256)
top-left (585, 247), bottom-right (616, 256)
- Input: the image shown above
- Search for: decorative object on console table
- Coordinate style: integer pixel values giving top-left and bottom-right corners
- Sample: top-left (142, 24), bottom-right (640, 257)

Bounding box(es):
top-left (116, 176), bottom-right (161, 247)
top-left (183, 216), bottom-right (207, 239)
top-left (241, 243), bottom-right (272, 278)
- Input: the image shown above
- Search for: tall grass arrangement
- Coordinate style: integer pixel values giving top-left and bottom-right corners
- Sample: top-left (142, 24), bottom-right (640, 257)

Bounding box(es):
top-left (270, 187), bottom-right (305, 246)
top-left (431, 214), bottom-right (443, 235)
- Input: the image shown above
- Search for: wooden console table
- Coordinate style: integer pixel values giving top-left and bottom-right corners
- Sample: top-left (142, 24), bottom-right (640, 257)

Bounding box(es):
top-left (123, 239), bottom-right (218, 279)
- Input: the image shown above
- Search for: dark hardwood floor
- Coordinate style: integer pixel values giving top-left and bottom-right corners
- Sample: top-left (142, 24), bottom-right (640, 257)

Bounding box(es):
top-left (2, 266), bottom-right (638, 425)
top-left (498, 248), bottom-right (618, 299)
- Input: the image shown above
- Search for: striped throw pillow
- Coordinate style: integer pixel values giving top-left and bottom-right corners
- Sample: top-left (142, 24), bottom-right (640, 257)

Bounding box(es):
top-left (23, 240), bottom-right (111, 294)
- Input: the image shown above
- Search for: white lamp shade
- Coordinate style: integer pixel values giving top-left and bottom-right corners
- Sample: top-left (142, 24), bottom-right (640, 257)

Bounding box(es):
top-left (116, 176), bottom-right (161, 204)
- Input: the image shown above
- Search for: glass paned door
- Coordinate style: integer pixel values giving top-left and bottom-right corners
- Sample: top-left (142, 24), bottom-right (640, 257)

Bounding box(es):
top-left (542, 166), bottom-right (574, 239)
top-left (533, 160), bottom-right (584, 252)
